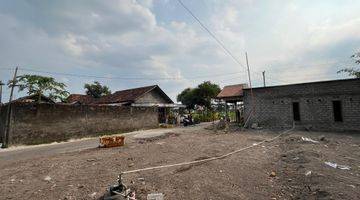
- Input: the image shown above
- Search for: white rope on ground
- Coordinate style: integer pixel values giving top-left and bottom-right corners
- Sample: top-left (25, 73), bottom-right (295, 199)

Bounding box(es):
top-left (122, 126), bottom-right (295, 175)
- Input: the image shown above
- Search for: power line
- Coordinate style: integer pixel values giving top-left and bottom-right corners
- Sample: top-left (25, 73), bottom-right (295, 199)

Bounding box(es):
top-left (176, 0), bottom-right (246, 70)
top-left (3, 67), bottom-right (249, 81)
top-left (0, 64), bottom-right (349, 85)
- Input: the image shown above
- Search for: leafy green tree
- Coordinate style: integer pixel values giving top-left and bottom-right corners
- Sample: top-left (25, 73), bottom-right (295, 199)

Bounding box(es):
top-left (177, 88), bottom-right (197, 109)
top-left (338, 53), bottom-right (360, 78)
top-left (10, 74), bottom-right (69, 102)
top-left (84, 81), bottom-right (111, 98)
top-left (177, 81), bottom-right (221, 109)
top-left (196, 81), bottom-right (221, 108)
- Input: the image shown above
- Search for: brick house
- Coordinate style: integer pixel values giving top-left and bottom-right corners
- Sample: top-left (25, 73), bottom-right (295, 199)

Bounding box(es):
top-left (67, 85), bottom-right (182, 123)
top-left (243, 78), bottom-right (360, 131)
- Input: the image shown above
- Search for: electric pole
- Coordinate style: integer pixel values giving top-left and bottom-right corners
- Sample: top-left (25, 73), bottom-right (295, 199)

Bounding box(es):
top-left (262, 71), bottom-right (266, 87)
top-left (0, 81), bottom-right (4, 104)
top-left (245, 52), bottom-right (255, 127)
top-left (245, 52), bottom-right (254, 106)
top-left (3, 67), bottom-right (18, 148)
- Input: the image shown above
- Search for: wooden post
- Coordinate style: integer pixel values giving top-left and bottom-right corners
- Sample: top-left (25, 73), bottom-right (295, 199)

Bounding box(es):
top-left (262, 71), bottom-right (266, 87)
top-left (0, 81), bottom-right (4, 104)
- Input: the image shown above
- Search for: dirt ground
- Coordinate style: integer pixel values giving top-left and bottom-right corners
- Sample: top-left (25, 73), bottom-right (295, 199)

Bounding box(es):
top-left (0, 124), bottom-right (359, 200)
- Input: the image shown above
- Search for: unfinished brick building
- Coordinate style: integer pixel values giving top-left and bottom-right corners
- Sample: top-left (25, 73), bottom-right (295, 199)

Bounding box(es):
top-left (243, 78), bottom-right (360, 131)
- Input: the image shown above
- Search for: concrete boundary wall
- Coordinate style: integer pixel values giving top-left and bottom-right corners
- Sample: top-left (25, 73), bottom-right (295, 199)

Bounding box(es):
top-left (0, 103), bottom-right (158, 145)
top-left (243, 78), bottom-right (360, 132)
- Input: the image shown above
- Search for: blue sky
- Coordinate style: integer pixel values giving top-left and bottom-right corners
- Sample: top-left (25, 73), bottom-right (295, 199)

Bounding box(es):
top-left (0, 0), bottom-right (359, 102)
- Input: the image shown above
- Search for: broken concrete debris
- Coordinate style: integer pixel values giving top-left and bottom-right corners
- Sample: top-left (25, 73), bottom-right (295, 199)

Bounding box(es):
top-left (99, 135), bottom-right (125, 148)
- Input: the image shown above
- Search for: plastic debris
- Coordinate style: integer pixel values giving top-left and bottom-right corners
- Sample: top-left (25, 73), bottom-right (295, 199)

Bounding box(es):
top-left (147, 193), bottom-right (164, 200)
top-left (338, 165), bottom-right (351, 170)
top-left (301, 137), bottom-right (319, 143)
top-left (89, 192), bottom-right (97, 198)
top-left (44, 176), bottom-right (52, 181)
top-left (305, 170), bottom-right (312, 176)
top-left (324, 162), bottom-right (351, 170)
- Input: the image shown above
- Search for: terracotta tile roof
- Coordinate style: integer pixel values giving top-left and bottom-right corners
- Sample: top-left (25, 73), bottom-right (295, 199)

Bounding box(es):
top-left (12, 94), bottom-right (55, 104)
top-left (67, 94), bottom-right (95, 104)
top-left (67, 85), bottom-right (173, 105)
top-left (217, 84), bottom-right (248, 98)
top-left (97, 85), bottom-right (170, 104)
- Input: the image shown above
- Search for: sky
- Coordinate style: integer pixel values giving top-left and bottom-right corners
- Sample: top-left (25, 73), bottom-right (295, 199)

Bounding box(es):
top-left (0, 0), bottom-right (359, 102)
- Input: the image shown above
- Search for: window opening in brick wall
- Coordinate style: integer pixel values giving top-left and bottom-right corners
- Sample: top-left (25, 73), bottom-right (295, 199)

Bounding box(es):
top-left (292, 102), bottom-right (300, 121)
top-left (332, 100), bottom-right (343, 122)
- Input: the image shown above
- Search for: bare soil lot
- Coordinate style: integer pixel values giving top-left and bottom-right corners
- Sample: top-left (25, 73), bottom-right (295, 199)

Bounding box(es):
top-left (0, 125), bottom-right (359, 200)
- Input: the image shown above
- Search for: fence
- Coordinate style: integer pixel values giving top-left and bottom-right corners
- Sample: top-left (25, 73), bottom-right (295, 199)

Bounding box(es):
top-left (0, 103), bottom-right (158, 145)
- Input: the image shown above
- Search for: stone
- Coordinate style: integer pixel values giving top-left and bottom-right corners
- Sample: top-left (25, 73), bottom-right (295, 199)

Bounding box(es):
top-left (269, 171), bottom-right (276, 177)
top-left (319, 135), bottom-right (326, 141)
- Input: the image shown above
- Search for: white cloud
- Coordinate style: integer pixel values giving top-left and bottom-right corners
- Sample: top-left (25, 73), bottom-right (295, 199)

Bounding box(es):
top-left (0, 0), bottom-right (359, 102)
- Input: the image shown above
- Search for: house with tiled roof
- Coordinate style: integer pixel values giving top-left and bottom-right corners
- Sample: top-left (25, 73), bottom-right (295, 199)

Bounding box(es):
top-left (67, 85), bottom-right (183, 123)
top-left (67, 94), bottom-right (95, 105)
top-left (217, 84), bottom-right (248, 103)
top-left (217, 83), bottom-right (248, 123)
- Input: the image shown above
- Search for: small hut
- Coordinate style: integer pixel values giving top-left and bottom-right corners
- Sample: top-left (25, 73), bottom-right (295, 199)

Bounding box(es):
top-left (217, 84), bottom-right (248, 123)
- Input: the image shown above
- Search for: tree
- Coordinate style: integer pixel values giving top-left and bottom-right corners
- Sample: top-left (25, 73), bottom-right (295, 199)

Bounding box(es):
top-left (10, 74), bottom-right (69, 102)
top-left (177, 88), bottom-right (197, 109)
top-left (196, 81), bottom-right (221, 108)
top-left (337, 52), bottom-right (360, 78)
top-left (177, 81), bottom-right (221, 109)
top-left (84, 81), bottom-right (111, 98)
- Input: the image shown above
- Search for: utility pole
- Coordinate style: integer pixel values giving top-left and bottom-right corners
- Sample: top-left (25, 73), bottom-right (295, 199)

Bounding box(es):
top-left (245, 52), bottom-right (254, 108)
top-left (3, 67), bottom-right (18, 148)
top-left (243, 52), bottom-right (255, 128)
top-left (262, 71), bottom-right (266, 87)
top-left (0, 81), bottom-right (4, 104)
